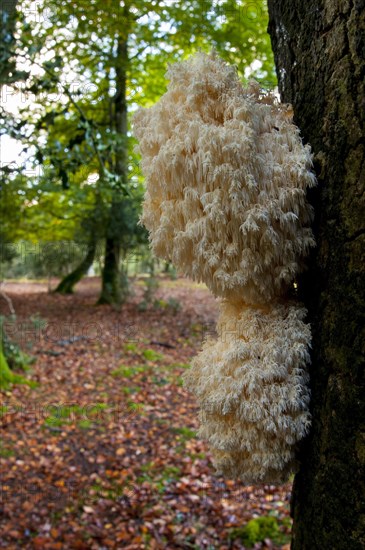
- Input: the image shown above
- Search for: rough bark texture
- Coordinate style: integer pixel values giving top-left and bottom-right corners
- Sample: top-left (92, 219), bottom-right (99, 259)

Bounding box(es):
top-left (267, 1), bottom-right (365, 548)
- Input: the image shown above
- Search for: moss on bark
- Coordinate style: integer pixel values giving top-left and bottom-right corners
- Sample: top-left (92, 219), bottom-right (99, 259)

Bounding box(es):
top-left (0, 345), bottom-right (14, 389)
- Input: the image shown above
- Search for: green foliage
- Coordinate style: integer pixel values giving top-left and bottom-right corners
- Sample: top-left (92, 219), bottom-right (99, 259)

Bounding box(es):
top-left (0, 314), bottom-right (38, 389)
top-left (0, 346), bottom-right (34, 390)
top-left (0, 405), bottom-right (9, 418)
top-left (111, 364), bottom-right (150, 378)
top-left (1, 0), bottom-right (276, 300)
top-left (44, 404), bottom-right (81, 427)
top-left (142, 349), bottom-right (164, 362)
top-left (160, 465), bottom-right (181, 479)
top-left (124, 343), bottom-right (138, 353)
top-left (137, 462), bottom-right (182, 493)
top-left (1, 240), bottom-right (92, 280)
top-left (126, 401), bottom-right (144, 413)
top-left (121, 386), bottom-right (141, 395)
top-left (43, 402), bottom-right (109, 428)
top-left (0, 443), bottom-right (15, 458)
top-left (228, 516), bottom-right (291, 547)
top-left (169, 363), bottom-right (191, 370)
top-left (111, 365), bottom-right (137, 378)
top-left (171, 426), bottom-right (196, 440)
top-left (2, 335), bottom-right (35, 371)
top-left (78, 419), bottom-right (93, 429)
top-left (0, 3), bottom-right (28, 84)
top-left (151, 375), bottom-right (170, 386)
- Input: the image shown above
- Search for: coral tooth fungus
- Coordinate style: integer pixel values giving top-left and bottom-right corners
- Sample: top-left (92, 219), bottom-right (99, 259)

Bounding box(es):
top-left (133, 51), bottom-right (316, 483)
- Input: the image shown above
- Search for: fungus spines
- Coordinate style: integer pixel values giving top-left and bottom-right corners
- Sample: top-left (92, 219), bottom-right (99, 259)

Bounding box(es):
top-left (133, 51), bottom-right (316, 483)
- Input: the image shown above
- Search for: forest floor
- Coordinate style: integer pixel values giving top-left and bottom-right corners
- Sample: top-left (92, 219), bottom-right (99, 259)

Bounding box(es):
top-left (1, 276), bottom-right (292, 550)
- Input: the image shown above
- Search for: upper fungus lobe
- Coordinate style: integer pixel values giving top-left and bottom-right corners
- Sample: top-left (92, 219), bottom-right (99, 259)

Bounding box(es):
top-left (133, 52), bottom-right (316, 305)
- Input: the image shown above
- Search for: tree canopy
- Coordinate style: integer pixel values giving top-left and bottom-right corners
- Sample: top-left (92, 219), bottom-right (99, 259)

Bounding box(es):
top-left (1, 0), bottom-right (276, 302)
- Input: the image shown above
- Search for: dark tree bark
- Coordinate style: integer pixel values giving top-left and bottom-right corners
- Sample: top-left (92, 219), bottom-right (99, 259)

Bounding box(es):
top-left (98, 35), bottom-right (129, 305)
top-left (267, 1), bottom-right (365, 549)
top-left (98, 234), bottom-right (121, 305)
top-left (54, 238), bottom-right (97, 295)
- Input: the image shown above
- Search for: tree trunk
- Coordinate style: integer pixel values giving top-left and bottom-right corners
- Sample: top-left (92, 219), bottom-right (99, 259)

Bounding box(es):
top-left (267, 2), bottom-right (365, 549)
top-left (0, 285), bottom-right (15, 388)
top-left (98, 236), bottom-right (121, 305)
top-left (54, 238), bottom-right (97, 294)
top-left (98, 34), bottom-right (129, 305)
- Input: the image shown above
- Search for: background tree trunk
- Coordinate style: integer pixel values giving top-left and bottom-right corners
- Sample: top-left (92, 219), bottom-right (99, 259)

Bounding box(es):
top-left (99, 36), bottom-right (129, 305)
top-left (267, 1), bottom-right (365, 548)
top-left (98, 235), bottom-right (121, 305)
top-left (54, 238), bottom-right (97, 294)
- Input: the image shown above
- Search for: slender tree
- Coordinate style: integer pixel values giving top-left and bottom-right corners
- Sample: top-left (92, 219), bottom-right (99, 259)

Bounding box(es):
top-left (98, 32), bottom-right (129, 304)
top-left (267, 2), bottom-right (365, 548)
top-left (54, 235), bottom-right (97, 294)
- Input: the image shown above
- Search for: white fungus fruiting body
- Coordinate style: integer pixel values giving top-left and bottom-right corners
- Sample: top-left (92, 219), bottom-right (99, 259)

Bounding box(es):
top-left (133, 51), bottom-right (316, 483)
top-left (134, 52), bottom-right (316, 305)
top-left (184, 301), bottom-right (311, 483)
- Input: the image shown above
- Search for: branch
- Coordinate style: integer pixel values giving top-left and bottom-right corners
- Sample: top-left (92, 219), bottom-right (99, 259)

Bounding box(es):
top-left (22, 55), bottom-right (108, 180)
top-left (129, 45), bottom-right (149, 61)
